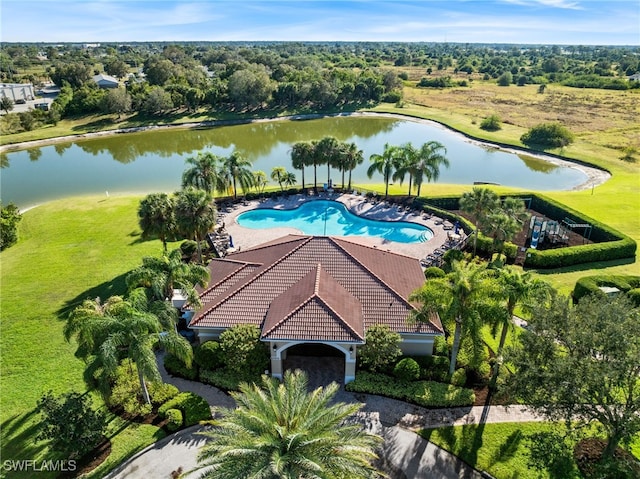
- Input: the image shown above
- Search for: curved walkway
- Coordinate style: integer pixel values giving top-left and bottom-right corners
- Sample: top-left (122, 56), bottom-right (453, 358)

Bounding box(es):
top-left (105, 354), bottom-right (543, 479)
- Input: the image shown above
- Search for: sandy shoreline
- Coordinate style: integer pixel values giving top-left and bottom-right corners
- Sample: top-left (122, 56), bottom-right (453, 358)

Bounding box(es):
top-left (4, 111), bottom-right (610, 215)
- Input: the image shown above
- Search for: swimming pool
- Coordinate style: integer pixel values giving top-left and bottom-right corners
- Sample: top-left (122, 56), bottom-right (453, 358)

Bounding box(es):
top-left (236, 200), bottom-right (433, 244)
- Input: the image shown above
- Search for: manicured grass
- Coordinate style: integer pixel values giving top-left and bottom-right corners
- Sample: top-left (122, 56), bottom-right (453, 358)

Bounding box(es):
top-left (420, 422), bottom-right (640, 479)
top-left (0, 195), bottom-right (174, 478)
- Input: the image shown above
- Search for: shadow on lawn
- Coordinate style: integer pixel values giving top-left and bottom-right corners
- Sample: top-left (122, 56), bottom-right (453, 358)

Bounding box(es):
top-left (56, 272), bottom-right (130, 319)
top-left (1, 409), bottom-right (49, 462)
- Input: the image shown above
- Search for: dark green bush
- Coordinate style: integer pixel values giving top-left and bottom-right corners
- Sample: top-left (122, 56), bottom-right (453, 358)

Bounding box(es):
top-left (219, 324), bottom-right (270, 376)
top-left (158, 392), bottom-right (212, 426)
top-left (200, 368), bottom-right (262, 392)
top-left (148, 382), bottom-right (180, 407)
top-left (163, 353), bottom-right (198, 380)
top-left (424, 266), bottom-right (445, 279)
top-left (480, 114), bottom-right (502, 131)
top-left (451, 368), bottom-right (467, 387)
top-left (194, 341), bottom-right (224, 370)
top-left (165, 408), bottom-right (183, 432)
top-left (521, 122), bottom-right (574, 148)
top-left (627, 288), bottom-right (640, 307)
top-left (409, 355), bottom-right (450, 382)
top-left (345, 372), bottom-right (475, 408)
top-left (393, 358), bottom-right (421, 382)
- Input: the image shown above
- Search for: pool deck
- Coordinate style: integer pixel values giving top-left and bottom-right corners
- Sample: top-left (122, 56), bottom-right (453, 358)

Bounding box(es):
top-left (220, 193), bottom-right (464, 261)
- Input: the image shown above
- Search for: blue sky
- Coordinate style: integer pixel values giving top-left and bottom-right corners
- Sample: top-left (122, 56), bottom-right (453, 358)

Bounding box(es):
top-left (1, 1), bottom-right (638, 45)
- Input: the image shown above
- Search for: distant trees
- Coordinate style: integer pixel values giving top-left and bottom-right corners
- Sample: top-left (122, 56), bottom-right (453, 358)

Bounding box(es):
top-left (100, 88), bottom-right (132, 117)
top-left (521, 122), bottom-right (574, 149)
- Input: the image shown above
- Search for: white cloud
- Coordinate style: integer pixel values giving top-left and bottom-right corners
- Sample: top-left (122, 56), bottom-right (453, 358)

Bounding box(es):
top-left (502, 0), bottom-right (582, 9)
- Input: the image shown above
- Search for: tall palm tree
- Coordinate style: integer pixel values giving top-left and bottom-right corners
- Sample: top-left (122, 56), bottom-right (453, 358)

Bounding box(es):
top-left (409, 260), bottom-right (497, 375)
top-left (459, 187), bottom-right (500, 256)
top-left (125, 248), bottom-right (208, 309)
top-left (64, 295), bottom-right (193, 405)
top-left (290, 141), bottom-right (313, 192)
top-left (413, 141), bottom-right (449, 197)
top-left (196, 370), bottom-right (383, 479)
top-left (483, 197), bottom-right (528, 259)
top-left (138, 193), bottom-right (175, 252)
top-left (174, 188), bottom-right (217, 264)
top-left (342, 141), bottom-right (364, 191)
top-left (392, 143), bottom-right (419, 195)
top-left (270, 166), bottom-right (287, 191)
top-left (181, 152), bottom-right (224, 195)
top-left (252, 170), bottom-right (267, 193)
top-left (316, 136), bottom-right (341, 186)
top-left (367, 143), bottom-right (401, 198)
top-left (489, 267), bottom-right (551, 387)
top-left (309, 139), bottom-right (321, 192)
top-left (221, 151), bottom-right (255, 199)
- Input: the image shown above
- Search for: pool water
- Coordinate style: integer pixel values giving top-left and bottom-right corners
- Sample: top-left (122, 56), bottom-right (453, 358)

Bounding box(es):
top-left (237, 200), bottom-right (433, 244)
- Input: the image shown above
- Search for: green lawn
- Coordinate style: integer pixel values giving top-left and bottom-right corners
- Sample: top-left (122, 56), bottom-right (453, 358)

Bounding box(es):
top-left (0, 196), bottom-right (175, 478)
top-left (421, 422), bottom-right (640, 479)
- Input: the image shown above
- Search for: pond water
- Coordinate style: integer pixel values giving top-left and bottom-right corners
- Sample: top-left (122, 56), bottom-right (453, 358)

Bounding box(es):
top-left (1, 115), bottom-right (589, 209)
top-left (237, 200), bottom-right (433, 243)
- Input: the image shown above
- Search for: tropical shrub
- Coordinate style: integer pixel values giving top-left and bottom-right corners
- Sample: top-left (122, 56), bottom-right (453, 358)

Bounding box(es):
top-left (158, 392), bottom-right (212, 426)
top-left (520, 122), bottom-right (574, 148)
top-left (148, 382), bottom-right (180, 407)
top-left (393, 358), bottom-right (421, 382)
top-left (451, 368), bottom-right (467, 387)
top-left (409, 355), bottom-right (450, 382)
top-left (480, 114), bottom-right (502, 131)
top-left (194, 341), bottom-right (224, 370)
top-left (200, 368), bottom-right (262, 392)
top-left (37, 391), bottom-right (107, 459)
top-left (424, 266), bottom-right (445, 279)
top-left (164, 352), bottom-right (198, 380)
top-left (346, 372), bottom-right (475, 408)
top-left (357, 324), bottom-right (402, 373)
top-left (165, 408), bottom-right (183, 432)
top-left (0, 202), bottom-right (22, 250)
top-left (219, 324), bottom-right (270, 375)
top-left (109, 359), bottom-right (152, 416)
top-left (432, 335), bottom-right (449, 356)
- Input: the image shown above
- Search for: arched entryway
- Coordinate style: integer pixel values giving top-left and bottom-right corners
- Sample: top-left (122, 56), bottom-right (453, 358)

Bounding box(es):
top-left (270, 341), bottom-right (357, 386)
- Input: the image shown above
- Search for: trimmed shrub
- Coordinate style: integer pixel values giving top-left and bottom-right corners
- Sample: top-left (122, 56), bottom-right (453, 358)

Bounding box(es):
top-left (165, 408), bottom-right (183, 432)
top-left (164, 352), bottom-right (198, 380)
top-left (409, 355), bottom-right (450, 382)
top-left (393, 358), bottom-right (421, 382)
top-left (573, 275), bottom-right (640, 303)
top-left (148, 382), bottom-right (179, 407)
top-left (158, 392), bottom-right (212, 426)
top-left (451, 368), bottom-right (467, 387)
top-left (424, 266), bottom-right (445, 279)
top-left (200, 368), bottom-right (261, 392)
top-left (357, 324), bottom-right (402, 373)
top-left (219, 324), bottom-right (270, 375)
top-left (194, 341), bottom-right (224, 370)
top-left (345, 372), bottom-right (475, 408)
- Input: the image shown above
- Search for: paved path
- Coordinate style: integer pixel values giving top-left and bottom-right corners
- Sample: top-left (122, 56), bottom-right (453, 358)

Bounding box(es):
top-left (105, 354), bottom-right (543, 479)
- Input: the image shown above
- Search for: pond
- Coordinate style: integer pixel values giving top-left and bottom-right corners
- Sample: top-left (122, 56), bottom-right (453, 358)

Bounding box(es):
top-left (1, 115), bottom-right (590, 209)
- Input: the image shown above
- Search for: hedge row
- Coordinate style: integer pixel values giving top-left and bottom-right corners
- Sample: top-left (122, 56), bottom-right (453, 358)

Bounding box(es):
top-left (573, 275), bottom-right (640, 305)
top-left (345, 371), bottom-right (475, 408)
top-left (158, 392), bottom-right (212, 426)
top-left (199, 368), bottom-right (262, 392)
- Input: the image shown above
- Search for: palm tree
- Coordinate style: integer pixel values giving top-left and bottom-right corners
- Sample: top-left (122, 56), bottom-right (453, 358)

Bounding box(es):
top-left (343, 141), bottom-right (364, 191)
top-left (174, 188), bottom-right (217, 263)
top-left (489, 267), bottom-right (551, 387)
top-left (413, 141), bottom-right (449, 197)
top-left (282, 171), bottom-right (296, 189)
top-left (409, 260), bottom-right (497, 376)
top-left (270, 166), bottom-right (287, 191)
top-left (290, 141), bottom-right (313, 192)
top-left (220, 151), bottom-right (255, 199)
top-left (392, 143), bottom-right (418, 195)
top-left (196, 370), bottom-right (382, 479)
top-left (252, 170), bottom-right (267, 193)
top-left (138, 193), bottom-right (175, 252)
top-left (316, 136), bottom-right (341, 187)
top-left (483, 197), bottom-right (528, 259)
top-left (182, 152), bottom-right (224, 195)
top-left (125, 248), bottom-right (208, 309)
top-left (367, 143), bottom-right (401, 198)
top-left (309, 139), bottom-right (321, 192)
top-left (459, 187), bottom-right (500, 256)
top-left (64, 295), bottom-right (192, 405)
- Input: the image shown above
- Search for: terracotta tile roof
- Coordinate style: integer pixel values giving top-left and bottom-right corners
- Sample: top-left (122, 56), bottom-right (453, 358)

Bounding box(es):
top-left (190, 235), bottom-right (443, 341)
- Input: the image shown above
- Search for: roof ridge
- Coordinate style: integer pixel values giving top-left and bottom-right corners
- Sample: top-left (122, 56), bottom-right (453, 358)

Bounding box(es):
top-left (198, 260), bottom-right (256, 296)
top-left (192, 237), bottom-right (314, 325)
top-left (327, 237), bottom-right (415, 311)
